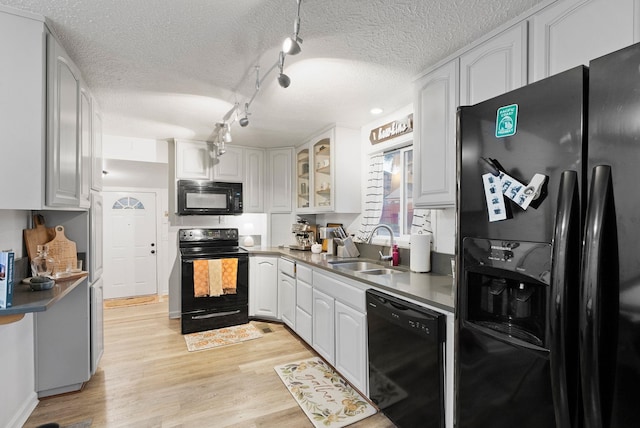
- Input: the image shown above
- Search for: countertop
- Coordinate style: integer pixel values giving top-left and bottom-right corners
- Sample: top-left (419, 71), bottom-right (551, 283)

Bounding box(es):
top-left (0, 274), bottom-right (88, 316)
top-left (246, 246), bottom-right (456, 313)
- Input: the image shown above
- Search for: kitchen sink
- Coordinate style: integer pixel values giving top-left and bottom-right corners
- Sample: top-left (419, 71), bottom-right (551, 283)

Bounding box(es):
top-left (329, 260), bottom-right (407, 276)
top-left (358, 268), bottom-right (402, 275)
top-left (329, 261), bottom-right (387, 271)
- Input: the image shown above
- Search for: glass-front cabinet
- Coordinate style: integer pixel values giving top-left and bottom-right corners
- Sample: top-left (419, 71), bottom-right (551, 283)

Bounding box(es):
top-left (296, 147), bottom-right (310, 209)
top-left (295, 126), bottom-right (361, 214)
top-left (313, 137), bottom-right (331, 209)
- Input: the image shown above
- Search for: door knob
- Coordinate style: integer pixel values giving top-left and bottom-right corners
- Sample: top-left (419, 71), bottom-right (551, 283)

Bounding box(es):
top-left (151, 243), bottom-right (155, 247)
top-left (151, 250), bottom-right (156, 254)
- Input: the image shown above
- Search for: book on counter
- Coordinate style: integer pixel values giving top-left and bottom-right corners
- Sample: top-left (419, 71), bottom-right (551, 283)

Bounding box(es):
top-left (0, 250), bottom-right (15, 309)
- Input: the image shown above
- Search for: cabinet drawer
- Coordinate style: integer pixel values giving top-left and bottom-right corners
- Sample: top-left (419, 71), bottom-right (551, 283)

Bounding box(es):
top-left (279, 257), bottom-right (295, 277)
top-left (297, 263), bottom-right (313, 283)
top-left (297, 280), bottom-right (313, 314)
top-left (313, 271), bottom-right (366, 312)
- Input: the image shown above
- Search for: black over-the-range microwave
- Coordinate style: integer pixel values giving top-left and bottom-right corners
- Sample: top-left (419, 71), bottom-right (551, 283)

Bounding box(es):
top-left (177, 180), bottom-right (243, 215)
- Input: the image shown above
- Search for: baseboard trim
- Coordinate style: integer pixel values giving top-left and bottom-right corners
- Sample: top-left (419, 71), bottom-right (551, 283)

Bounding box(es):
top-left (7, 391), bottom-right (38, 428)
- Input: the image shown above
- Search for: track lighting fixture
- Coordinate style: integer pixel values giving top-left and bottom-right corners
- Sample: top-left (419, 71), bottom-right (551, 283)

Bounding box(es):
top-left (278, 51), bottom-right (291, 88)
top-left (282, 0), bottom-right (303, 55)
top-left (208, 0), bottom-right (303, 150)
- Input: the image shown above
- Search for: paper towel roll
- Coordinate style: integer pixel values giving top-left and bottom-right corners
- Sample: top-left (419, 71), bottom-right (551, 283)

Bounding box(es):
top-left (410, 233), bottom-right (432, 273)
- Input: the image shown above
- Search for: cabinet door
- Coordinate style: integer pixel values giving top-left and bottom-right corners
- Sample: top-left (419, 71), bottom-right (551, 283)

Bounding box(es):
top-left (530, 0), bottom-right (640, 82)
top-left (249, 257), bottom-right (278, 318)
top-left (413, 59), bottom-right (459, 208)
top-left (90, 277), bottom-right (104, 375)
top-left (175, 139), bottom-right (211, 179)
top-left (90, 191), bottom-right (104, 283)
top-left (295, 278), bottom-right (313, 343)
top-left (268, 148), bottom-right (293, 212)
top-left (311, 130), bottom-right (333, 211)
top-left (278, 272), bottom-right (296, 329)
top-left (91, 99), bottom-right (103, 191)
top-left (296, 146), bottom-right (311, 210)
top-left (0, 12), bottom-right (46, 209)
top-left (79, 86), bottom-right (92, 208)
top-left (460, 22), bottom-right (528, 105)
top-left (46, 34), bottom-right (81, 207)
top-left (244, 148), bottom-right (265, 213)
top-left (312, 288), bottom-right (335, 364)
top-left (335, 301), bottom-right (367, 394)
top-left (213, 145), bottom-right (244, 182)
top-left (35, 278), bottom-right (90, 396)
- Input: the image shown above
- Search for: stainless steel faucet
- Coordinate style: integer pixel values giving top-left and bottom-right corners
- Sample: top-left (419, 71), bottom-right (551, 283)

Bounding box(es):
top-left (366, 224), bottom-right (395, 264)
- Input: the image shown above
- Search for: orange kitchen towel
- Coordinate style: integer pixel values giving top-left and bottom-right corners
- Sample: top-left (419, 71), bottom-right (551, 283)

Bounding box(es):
top-left (208, 259), bottom-right (223, 297)
top-left (221, 258), bottom-right (238, 294)
top-left (193, 259), bottom-right (210, 297)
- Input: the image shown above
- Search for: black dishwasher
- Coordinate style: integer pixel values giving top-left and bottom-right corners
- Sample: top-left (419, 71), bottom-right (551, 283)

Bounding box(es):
top-left (366, 289), bottom-right (445, 428)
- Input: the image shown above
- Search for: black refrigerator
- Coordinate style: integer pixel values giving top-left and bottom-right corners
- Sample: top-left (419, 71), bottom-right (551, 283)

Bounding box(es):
top-left (456, 43), bottom-right (640, 428)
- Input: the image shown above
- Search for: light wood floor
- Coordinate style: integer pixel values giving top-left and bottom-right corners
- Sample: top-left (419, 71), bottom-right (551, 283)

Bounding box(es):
top-left (23, 299), bottom-right (395, 428)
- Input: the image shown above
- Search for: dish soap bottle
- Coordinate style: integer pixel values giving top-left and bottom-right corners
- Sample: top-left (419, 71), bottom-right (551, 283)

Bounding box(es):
top-left (31, 244), bottom-right (55, 278)
top-left (392, 244), bottom-right (400, 266)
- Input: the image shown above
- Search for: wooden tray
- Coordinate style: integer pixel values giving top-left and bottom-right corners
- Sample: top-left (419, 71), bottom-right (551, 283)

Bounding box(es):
top-left (23, 214), bottom-right (56, 262)
top-left (44, 225), bottom-right (78, 275)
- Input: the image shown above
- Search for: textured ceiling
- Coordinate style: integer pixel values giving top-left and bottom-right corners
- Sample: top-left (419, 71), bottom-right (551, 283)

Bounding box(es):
top-left (1, 0), bottom-right (547, 148)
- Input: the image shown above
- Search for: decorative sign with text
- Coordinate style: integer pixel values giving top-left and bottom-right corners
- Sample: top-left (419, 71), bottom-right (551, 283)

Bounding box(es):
top-left (369, 114), bottom-right (413, 145)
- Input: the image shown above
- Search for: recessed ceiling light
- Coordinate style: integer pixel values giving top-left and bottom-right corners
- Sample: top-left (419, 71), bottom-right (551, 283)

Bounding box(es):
top-left (370, 107), bottom-right (383, 115)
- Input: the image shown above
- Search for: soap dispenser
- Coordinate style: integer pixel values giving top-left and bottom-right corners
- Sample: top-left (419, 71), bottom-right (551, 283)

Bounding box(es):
top-left (392, 244), bottom-right (400, 266)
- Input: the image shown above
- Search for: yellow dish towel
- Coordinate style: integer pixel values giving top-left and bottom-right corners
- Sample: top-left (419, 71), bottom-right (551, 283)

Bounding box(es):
top-left (208, 259), bottom-right (223, 297)
top-left (221, 258), bottom-right (238, 295)
top-left (192, 259), bottom-right (209, 297)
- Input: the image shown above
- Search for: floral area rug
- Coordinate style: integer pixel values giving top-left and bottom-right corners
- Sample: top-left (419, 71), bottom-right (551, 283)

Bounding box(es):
top-left (274, 357), bottom-right (377, 428)
top-left (183, 323), bottom-right (263, 352)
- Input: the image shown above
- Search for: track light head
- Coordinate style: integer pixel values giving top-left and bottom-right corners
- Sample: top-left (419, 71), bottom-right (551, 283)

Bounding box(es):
top-left (283, 36), bottom-right (302, 55)
top-left (278, 73), bottom-right (291, 88)
top-left (239, 116), bottom-right (249, 127)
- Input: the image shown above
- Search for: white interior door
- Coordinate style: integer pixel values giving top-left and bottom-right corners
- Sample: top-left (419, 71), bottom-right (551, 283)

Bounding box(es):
top-left (103, 191), bottom-right (157, 299)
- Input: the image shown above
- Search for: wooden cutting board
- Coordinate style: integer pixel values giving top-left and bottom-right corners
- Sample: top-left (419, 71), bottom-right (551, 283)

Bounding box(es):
top-left (45, 225), bottom-right (78, 275)
top-left (23, 214), bottom-right (56, 262)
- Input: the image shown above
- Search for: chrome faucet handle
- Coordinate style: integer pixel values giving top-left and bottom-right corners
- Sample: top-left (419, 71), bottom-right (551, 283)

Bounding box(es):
top-left (379, 250), bottom-right (393, 261)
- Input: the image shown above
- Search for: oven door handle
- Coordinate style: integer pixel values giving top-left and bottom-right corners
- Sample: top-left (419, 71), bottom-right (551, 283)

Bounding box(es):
top-left (191, 310), bottom-right (241, 320)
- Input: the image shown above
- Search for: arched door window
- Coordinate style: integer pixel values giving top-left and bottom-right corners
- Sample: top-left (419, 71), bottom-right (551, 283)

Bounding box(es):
top-left (112, 197), bottom-right (145, 210)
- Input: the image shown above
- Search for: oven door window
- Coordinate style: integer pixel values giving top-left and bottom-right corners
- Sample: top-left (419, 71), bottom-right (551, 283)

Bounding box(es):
top-left (181, 255), bottom-right (248, 312)
top-left (186, 191), bottom-right (229, 210)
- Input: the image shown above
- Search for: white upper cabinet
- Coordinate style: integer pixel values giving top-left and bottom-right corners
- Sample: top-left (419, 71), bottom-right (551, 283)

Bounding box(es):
top-left (174, 139), bottom-right (246, 183)
top-left (79, 85), bottom-right (92, 208)
top-left (460, 22), bottom-right (528, 106)
top-left (213, 145), bottom-right (244, 182)
top-left (267, 148), bottom-right (293, 213)
top-left (530, 0), bottom-right (640, 82)
top-left (46, 33), bottom-right (81, 207)
top-left (296, 126), bottom-right (361, 214)
top-left (174, 139), bottom-right (211, 180)
top-left (0, 10), bottom-right (46, 209)
top-left (244, 148), bottom-right (265, 213)
top-left (413, 59), bottom-right (459, 209)
top-left (91, 98), bottom-right (103, 191)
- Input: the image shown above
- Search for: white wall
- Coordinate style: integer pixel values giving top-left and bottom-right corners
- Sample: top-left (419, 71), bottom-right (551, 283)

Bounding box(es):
top-left (0, 210), bottom-right (38, 428)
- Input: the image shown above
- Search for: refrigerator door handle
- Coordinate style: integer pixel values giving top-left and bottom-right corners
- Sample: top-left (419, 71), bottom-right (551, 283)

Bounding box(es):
top-left (580, 165), bottom-right (619, 428)
top-left (550, 170), bottom-right (582, 428)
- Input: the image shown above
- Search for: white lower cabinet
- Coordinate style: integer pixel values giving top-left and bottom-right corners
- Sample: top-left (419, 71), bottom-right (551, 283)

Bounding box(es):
top-left (312, 288), bottom-right (335, 362)
top-left (295, 264), bottom-right (313, 343)
top-left (278, 258), bottom-right (296, 329)
top-left (249, 256), bottom-right (279, 319)
top-left (334, 301), bottom-right (367, 393)
top-left (35, 279), bottom-right (90, 397)
top-left (312, 270), bottom-right (368, 394)
top-left (279, 271), bottom-right (296, 329)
